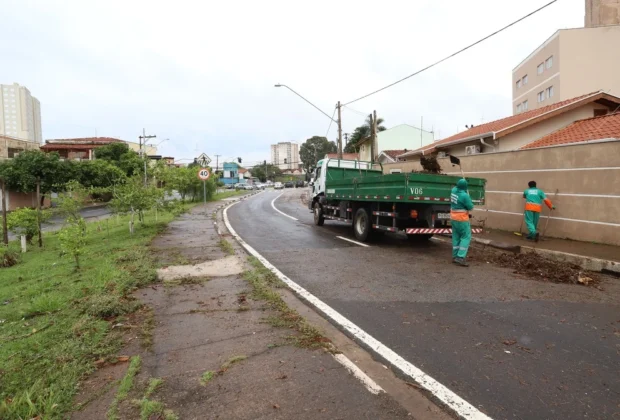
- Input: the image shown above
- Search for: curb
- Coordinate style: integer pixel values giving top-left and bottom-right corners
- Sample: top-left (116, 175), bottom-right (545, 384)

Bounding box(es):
top-left (471, 236), bottom-right (620, 277)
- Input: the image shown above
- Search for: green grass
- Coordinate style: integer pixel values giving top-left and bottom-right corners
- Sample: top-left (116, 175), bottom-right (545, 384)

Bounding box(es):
top-left (200, 371), bottom-right (216, 385)
top-left (144, 378), bottom-right (164, 398)
top-left (212, 190), bottom-right (248, 201)
top-left (107, 356), bottom-right (142, 420)
top-left (0, 209), bottom-right (176, 419)
top-left (218, 238), bottom-right (235, 255)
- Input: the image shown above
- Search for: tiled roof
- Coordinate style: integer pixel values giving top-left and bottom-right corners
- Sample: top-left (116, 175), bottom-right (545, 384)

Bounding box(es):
top-left (40, 143), bottom-right (114, 150)
top-left (325, 153), bottom-right (359, 160)
top-left (520, 112), bottom-right (620, 150)
top-left (44, 137), bottom-right (124, 144)
top-left (238, 168), bottom-right (248, 173)
top-left (381, 149), bottom-right (408, 159)
top-left (398, 91), bottom-right (620, 158)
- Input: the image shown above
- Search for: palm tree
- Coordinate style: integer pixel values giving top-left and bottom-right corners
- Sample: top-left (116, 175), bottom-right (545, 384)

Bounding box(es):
top-left (344, 116), bottom-right (386, 153)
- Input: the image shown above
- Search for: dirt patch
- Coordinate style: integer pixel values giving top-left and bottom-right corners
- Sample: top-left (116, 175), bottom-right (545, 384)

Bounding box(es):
top-left (157, 255), bottom-right (245, 281)
top-left (470, 247), bottom-right (600, 287)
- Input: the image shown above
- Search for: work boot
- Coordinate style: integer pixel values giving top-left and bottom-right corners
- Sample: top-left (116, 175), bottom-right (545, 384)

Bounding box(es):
top-left (454, 257), bottom-right (469, 267)
top-left (535, 232), bottom-right (540, 242)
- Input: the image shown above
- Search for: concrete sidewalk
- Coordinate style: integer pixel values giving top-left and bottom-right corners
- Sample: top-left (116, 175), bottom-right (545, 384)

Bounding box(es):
top-left (474, 228), bottom-right (620, 275)
top-left (74, 194), bottom-right (431, 419)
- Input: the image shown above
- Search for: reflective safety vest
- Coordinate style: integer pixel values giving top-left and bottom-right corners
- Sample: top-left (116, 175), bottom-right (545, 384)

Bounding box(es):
top-left (523, 187), bottom-right (553, 213)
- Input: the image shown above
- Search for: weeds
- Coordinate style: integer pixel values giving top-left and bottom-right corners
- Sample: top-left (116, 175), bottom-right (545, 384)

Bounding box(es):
top-left (145, 378), bottom-right (164, 398)
top-left (107, 356), bottom-right (141, 420)
top-left (218, 238), bottom-right (235, 255)
top-left (140, 307), bottom-right (155, 350)
top-left (243, 257), bottom-right (333, 351)
top-left (132, 377), bottom-right (177, 420)
top-left (220, 355), bottom-right (247, 371)
top-left (200, 371), bottom-right (216, 385)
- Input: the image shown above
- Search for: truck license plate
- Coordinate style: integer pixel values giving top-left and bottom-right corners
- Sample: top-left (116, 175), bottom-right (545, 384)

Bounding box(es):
top-left (437, 213), bottom-right (450, 220)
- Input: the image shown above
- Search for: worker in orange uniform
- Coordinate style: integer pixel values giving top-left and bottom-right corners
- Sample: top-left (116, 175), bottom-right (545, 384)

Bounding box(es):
top-left (450, 178), bottom-right (474, 267)
top-left (523, 181), bottom-right (555, 241)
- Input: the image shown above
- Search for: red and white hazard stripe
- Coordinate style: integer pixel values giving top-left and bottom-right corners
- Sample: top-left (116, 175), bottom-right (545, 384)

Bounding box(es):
top-left (405, 228), bottom-right (484, 234)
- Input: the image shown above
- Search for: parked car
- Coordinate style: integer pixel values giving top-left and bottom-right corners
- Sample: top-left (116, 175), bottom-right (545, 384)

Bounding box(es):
top-left (225, 184), bottom-right (235, 189)
top-left (284, 181), bottom-right (294, 188)
top-left (295, 180), bottom-right (304, 188)
top-left (234, 183), bottom-right (244, 190)
top-left (255, 183), bottom-right (266, 190)
top-left (274, 182), bottom-right (284, 189)
top-left (243, 184), bottom-right (255, 190)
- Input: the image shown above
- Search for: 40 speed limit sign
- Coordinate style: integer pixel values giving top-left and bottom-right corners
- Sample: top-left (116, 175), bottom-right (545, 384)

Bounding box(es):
top-left (197, 168), bottom-right (211, 180)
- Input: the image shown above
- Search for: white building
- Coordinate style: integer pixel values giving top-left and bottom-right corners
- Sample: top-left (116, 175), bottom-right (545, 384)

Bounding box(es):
top-left (270, 141), bottom-right (300, 170)
top-left (0, 83), bottom-right (42, 143)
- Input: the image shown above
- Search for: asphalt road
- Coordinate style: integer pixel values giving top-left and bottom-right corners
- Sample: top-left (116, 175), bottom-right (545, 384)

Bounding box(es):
top-left (227, 189), bottom-right (620, 420)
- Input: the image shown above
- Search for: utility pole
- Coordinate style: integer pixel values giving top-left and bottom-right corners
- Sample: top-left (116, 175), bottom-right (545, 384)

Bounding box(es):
top-left (215, 154), bottom-right (221, 174)
top-left (372, 110), bottom-right (378, 163)
top-left (139, 128), bottom-right (156, 186)
top-left (369, 113), bottom-right (374, 164)
top-left (1, 178), bottom-right (8, 246)
top-left (337, 101), bottom-right (343, 159)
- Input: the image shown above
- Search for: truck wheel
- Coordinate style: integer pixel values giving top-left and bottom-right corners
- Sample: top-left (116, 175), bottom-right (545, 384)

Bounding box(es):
top-left (353, 208), bottom-right (372, 241)
top-left (313, 202), bottom-right (325, 226)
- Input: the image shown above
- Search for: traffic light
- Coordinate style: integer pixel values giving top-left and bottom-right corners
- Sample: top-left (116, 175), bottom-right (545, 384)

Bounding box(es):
top-left (237, 157), bottom-right (242, 163)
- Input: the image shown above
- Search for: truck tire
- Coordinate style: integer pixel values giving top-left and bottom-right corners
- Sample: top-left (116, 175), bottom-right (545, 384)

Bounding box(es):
top-left (353, 207), bottom-right (372, 242)
top-left (313, 202), bottom-right (325, 226)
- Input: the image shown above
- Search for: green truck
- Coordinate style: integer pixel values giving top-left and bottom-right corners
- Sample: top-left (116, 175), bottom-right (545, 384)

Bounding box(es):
top-left (308, 158), bottom-right (486, 241)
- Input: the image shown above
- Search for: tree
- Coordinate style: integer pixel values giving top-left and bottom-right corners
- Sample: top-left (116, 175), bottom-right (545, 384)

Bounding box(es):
top-left (93, 142), bottom-right (145, 177)
top-left (109, 177), bottom-right (164, 234)
top-left (299, 136), bottom-right (337, 173)
top-left (76, 159), bottom-right (127, 189)
top-left (251, 164), bottom-right (283, 182)
top-left (344, 115), bottom-right (387, 153)
top-left (94, 142), bottom-right (131, 162)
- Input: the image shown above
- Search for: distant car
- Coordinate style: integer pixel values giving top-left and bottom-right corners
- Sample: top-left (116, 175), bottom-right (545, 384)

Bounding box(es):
top-left (295, 180), bottom-right (304, 188)
top-left (225, 184), bottom-right (234, 189)
top-left (284, 181), bottom-right (294, 188)
top-left (274, 182), bottom-right (284, 189)
top-left (233, 183), bottom-right (244, 190)
top-left (255, 183), bottom-right (265, 190)
top-left (243, 184), bottom-right (254, 190)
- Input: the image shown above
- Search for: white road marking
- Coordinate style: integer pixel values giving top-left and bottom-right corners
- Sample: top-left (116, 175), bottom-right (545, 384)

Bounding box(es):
top-left (332, 353), bottom-right (384, 395)
top-left (271, 193), bottom-right (298, 221)
top-left (336, 236), bottom-right (370, 247)
top-left (224, 199), bottom-right (493, 420)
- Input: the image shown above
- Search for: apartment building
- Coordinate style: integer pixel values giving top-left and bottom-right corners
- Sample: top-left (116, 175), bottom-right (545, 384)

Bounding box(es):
top-left (585, 0), bottom-right (620, 27)
top-left (270, 141), bottom-right (300, 171)
top-left (0, 83), bottom-right (42, 143)
top-left (512, 23), bottom-right (620, 115)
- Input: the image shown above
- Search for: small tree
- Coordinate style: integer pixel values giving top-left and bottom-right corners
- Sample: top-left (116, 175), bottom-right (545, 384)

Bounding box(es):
top-left (58, 223), bottom-right (85, 270)
top-left (7, 208), bottom-right (52, 244)
top-left (109, 177), bottom-right (163, 234)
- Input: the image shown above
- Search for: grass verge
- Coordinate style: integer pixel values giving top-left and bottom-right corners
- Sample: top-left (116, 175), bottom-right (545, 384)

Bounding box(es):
top-left (243, 257), bottom-right (334, 351)
top-left (0, 209), bottom-right (177, 419)
top-left (218, 238), bottom-right (235, 256)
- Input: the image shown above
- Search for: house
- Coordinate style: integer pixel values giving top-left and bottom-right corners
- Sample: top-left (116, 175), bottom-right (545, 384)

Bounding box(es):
top-left (397, 91), bottom-right (620, 161)
top-left (356, 124), bottom-right (434, 161)
top-left (377, 150), bottom-right (408, 163)
top-left (1, 134), bottom-right (41, 159)
top-left (40, 137), bottom-right (125, 160)
top-left (221, 162), bottom-right (245, 185)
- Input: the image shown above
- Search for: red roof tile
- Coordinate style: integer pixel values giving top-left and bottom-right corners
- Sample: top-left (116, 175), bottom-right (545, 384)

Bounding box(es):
top-left (381, 149), bottom-right (408, 159)
top-left (521, 112), bottom-right (620, 150)
top-left (40, 143), bottom-right (113, 150)
top-left (398, 91), bottom-right (620, 158)
top-left (44, 137), bottom-right (124, 143)
top-left (325, 153), bottom-right (359, 160)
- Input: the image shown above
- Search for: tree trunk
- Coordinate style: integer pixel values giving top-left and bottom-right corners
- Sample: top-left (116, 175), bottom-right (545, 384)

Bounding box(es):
top-left (1, 179), bottom-right (8, 246)
top-left (36, 181), bottom-right (42, 248)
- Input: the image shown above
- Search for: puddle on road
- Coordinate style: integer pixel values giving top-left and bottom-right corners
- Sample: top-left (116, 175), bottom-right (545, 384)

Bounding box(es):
top-left (157, 255), bottom-right (245, 281)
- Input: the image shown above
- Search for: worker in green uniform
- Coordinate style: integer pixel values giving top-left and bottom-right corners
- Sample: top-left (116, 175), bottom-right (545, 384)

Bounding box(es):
top-left (523, 181), bottom-right (555, 241)
top-left (450, 178), bottom-right (474, 267)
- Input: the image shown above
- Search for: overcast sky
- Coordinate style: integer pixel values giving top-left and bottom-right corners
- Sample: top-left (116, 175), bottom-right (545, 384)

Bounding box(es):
top-left (1, 0), bottom-right (584, 167)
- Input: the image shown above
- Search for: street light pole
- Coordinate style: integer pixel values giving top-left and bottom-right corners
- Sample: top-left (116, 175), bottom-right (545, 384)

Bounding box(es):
top-left (139, 128), bottom-right (156, 186)
top-left (337, 101), bottom-right (343, 159)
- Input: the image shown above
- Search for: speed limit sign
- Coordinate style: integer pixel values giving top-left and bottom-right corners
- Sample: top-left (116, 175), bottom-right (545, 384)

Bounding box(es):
top-left (197, 168), bottom-right (210, 180)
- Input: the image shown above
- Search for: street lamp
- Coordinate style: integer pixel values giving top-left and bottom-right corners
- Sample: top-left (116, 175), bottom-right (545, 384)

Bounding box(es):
top-left (274, 83), bottom-right (343, 158)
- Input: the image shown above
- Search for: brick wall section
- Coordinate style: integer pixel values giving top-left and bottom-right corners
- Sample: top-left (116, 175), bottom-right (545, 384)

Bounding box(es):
top-left (383, 141), bottom-right (620, 246)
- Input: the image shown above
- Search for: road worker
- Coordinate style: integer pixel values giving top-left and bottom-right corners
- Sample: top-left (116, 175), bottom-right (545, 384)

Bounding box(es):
top-left (450, 178), bottom-right (474, 267)
top-left (523, 181), bottom-right (555, 241)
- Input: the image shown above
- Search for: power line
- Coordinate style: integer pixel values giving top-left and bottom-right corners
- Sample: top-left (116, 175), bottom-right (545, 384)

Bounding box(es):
top-left (325, 106), bottom-right (337, 137)
top-left (343, 105), bottom-right (369, 118)
top-left (343, 0), bottom-right (558, 106)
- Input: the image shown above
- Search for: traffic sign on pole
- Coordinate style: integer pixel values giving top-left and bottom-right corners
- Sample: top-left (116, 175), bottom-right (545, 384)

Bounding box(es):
top-left (197, 168), bottom-right (211, 180)
top-left (197, 153), bottom-right (212, 168)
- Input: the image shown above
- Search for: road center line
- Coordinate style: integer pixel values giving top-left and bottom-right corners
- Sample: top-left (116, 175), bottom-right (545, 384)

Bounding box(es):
top-left (271, 193), bottom-right (298, 221)
top-left (223, 200), bottom-right (492, 420)
top-left (336, 236), bottom-right (370, 247)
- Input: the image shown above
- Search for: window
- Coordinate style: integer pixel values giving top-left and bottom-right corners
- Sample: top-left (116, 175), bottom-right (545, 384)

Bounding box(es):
top-left (546, 86), bottom-right (554, 99)
top-left (516, 79), bottom-right (522, 89)
top-left (523, 100), bottom-right (528, 110)
top-left (537, 63), bottom-right (544, 74)
top-left (523, 74), bottom-right (528, 85)
top-left (517, 103), bottom-right (522, 113)
top-left (545, 56), bottom-right (553, 69)
top-left (537, 91), bottom-right (545, 102)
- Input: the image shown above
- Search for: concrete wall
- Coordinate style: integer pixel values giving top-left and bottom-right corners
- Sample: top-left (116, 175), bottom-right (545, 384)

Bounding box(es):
top-left (0, 190), bottom-right (51, 211)
top-left (377, 124), bottom-right (434, 151)
top-left (383, 141), bottom-right (620, 246)
top-left (586, 0), bottom-right (620, 27)
top-left (560, 25), bottom-right (620, 100)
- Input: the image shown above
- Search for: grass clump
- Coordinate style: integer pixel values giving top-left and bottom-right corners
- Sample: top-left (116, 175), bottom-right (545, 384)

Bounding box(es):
top-left (136, 398), bottom-right (178, 420)
top-left (0, 246), bottom-right (19, 268)
top-left (200, 371), bottom-right (216, 385)
top-left (243, 257), bottom-right (332, 351)
top-left (83, 294), bottom-right (140, 318)
top-left (218, 238), bottom-right (235, 256)
top-left (220, 355), bottom-right (247, 371)
top-left (107, 356), bottom-right (141, 420)
top-left (145, 378), bottom-right (164, 398)
top-left (140, 306), bottom-right (155, 350)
